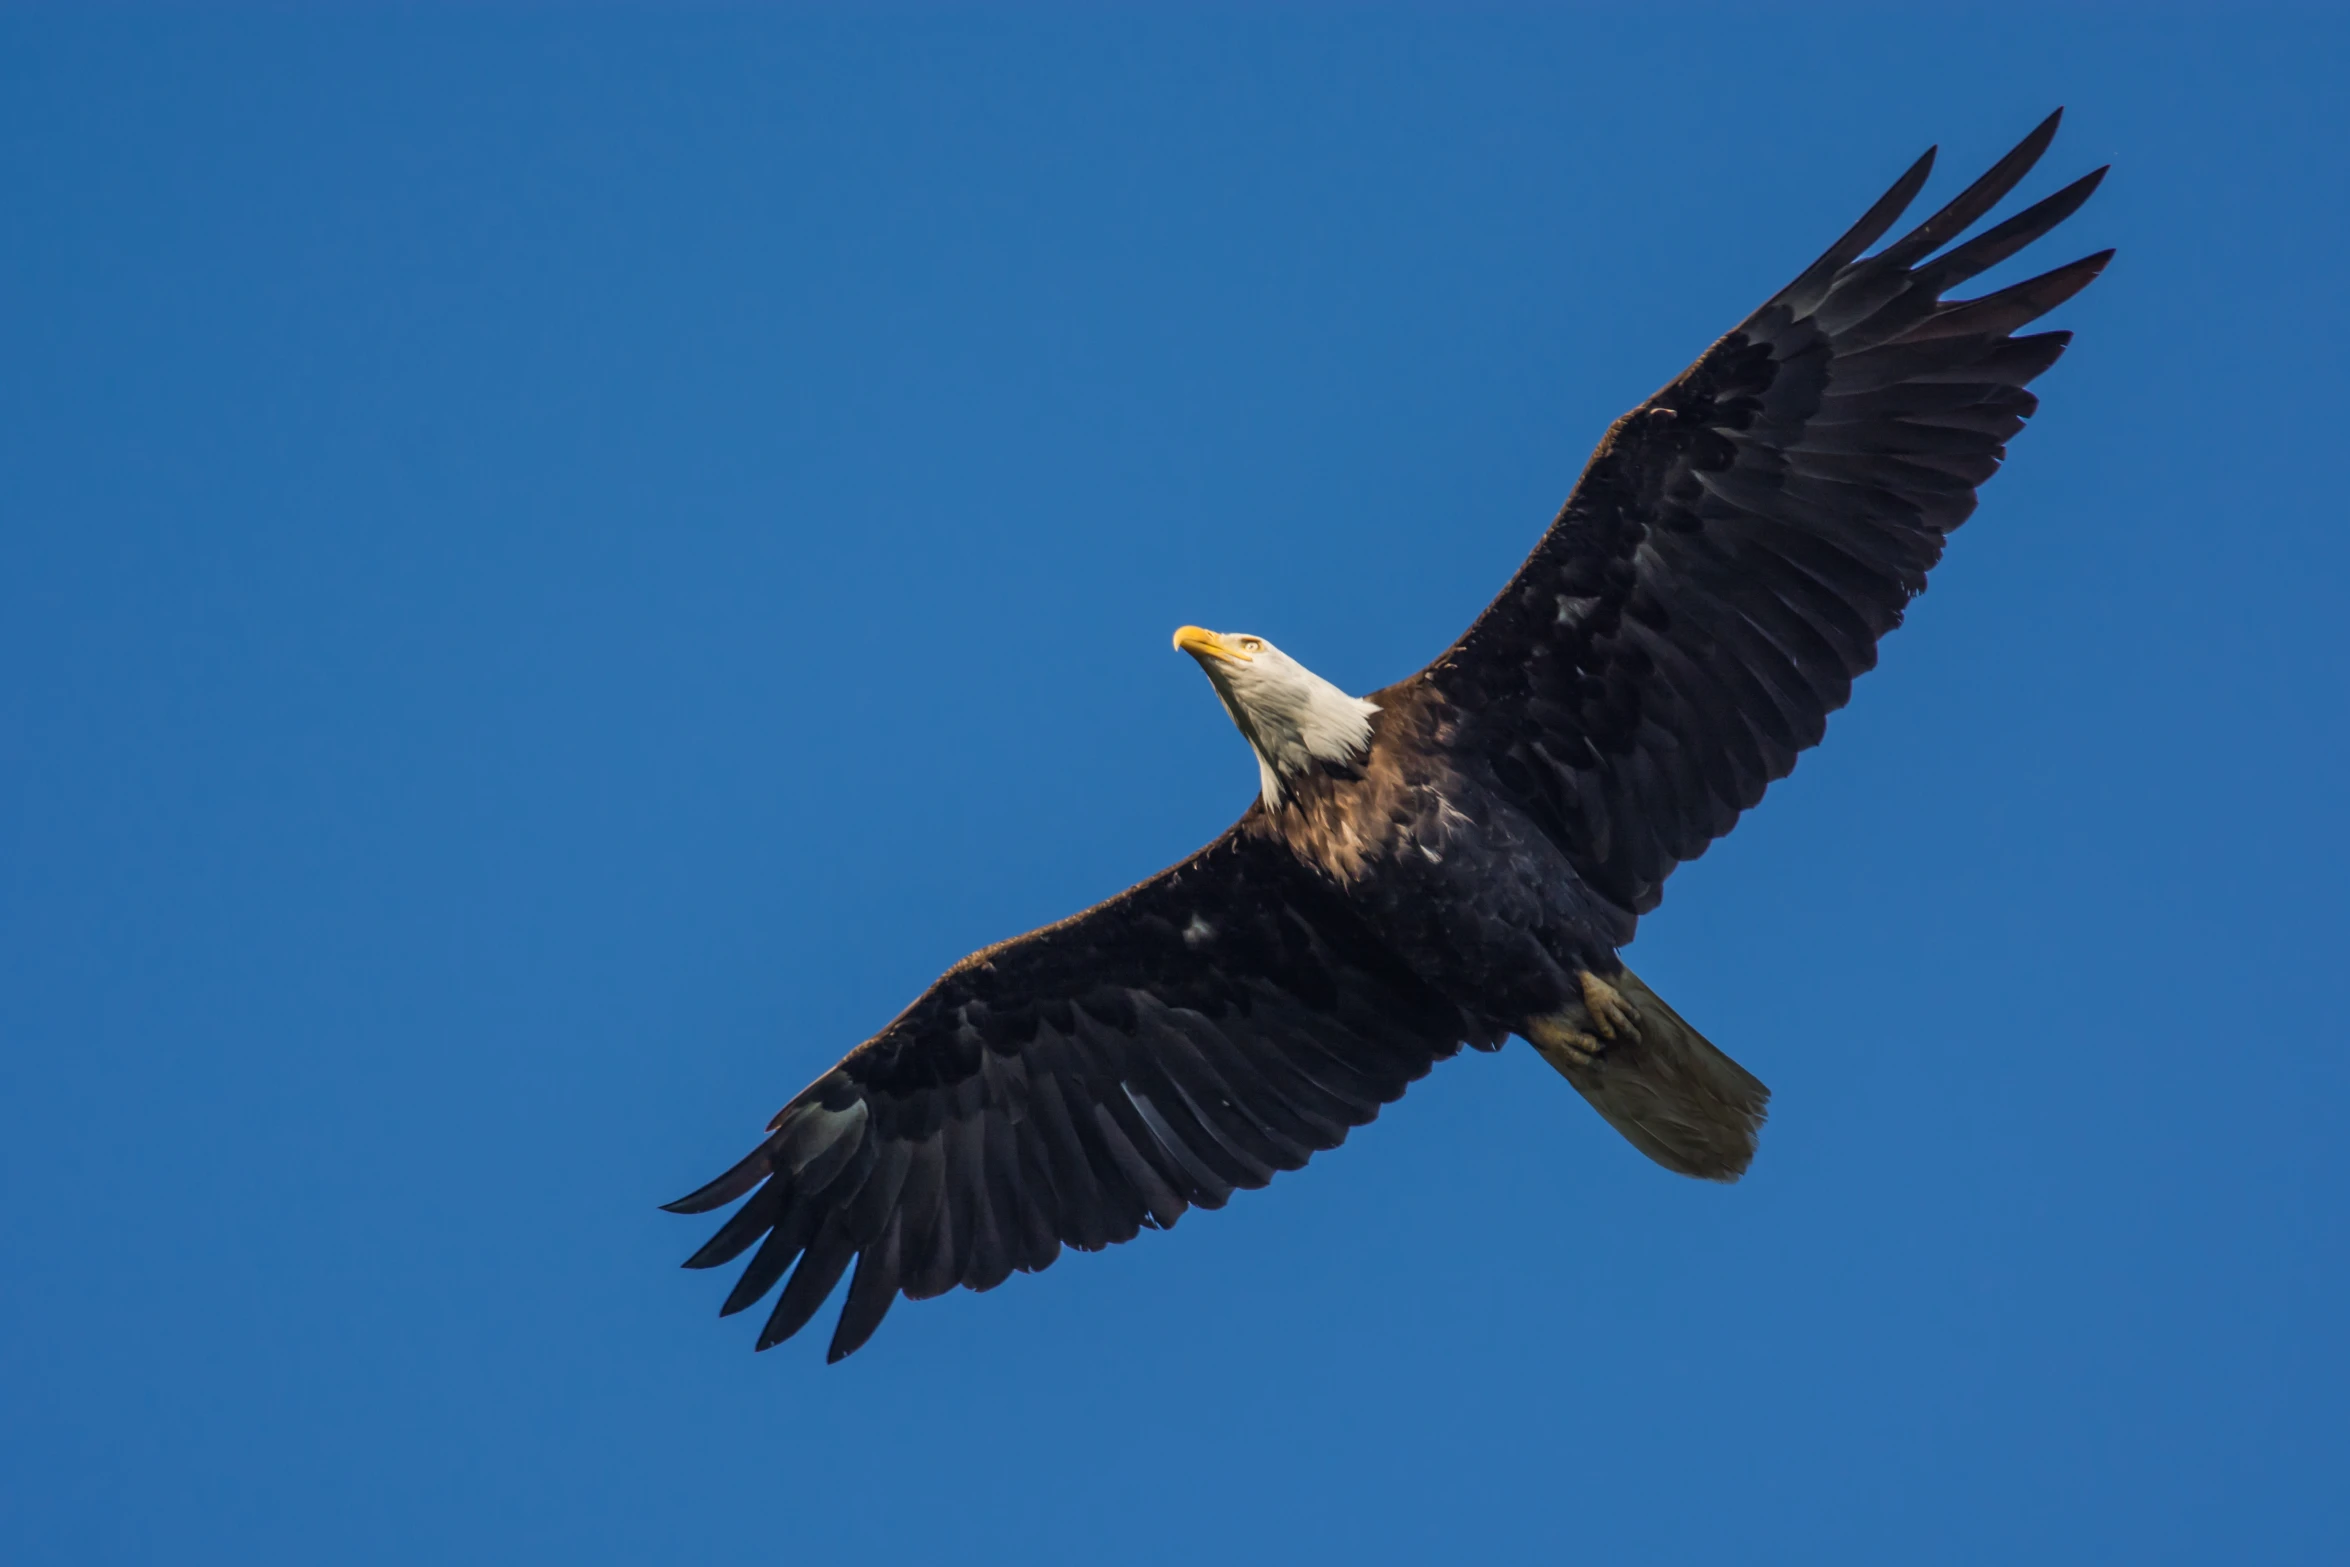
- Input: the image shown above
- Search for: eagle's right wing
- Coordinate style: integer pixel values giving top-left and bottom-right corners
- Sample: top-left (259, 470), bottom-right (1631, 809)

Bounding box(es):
top-left (664, 815), bottom-right (1467, 1361)
top-left (1415, 111), bottom-right (2109, 918)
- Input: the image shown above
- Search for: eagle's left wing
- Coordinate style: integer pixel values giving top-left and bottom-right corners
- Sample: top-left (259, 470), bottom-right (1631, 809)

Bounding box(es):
top-left (1412, 111), bottom-right (2109, 919)
top-left (665, 815), bottom-right (1467, 1360)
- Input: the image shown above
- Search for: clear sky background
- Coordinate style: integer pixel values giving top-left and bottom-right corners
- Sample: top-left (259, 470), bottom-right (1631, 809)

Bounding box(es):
top-left (4, 7), bottom-right (2344, 1563)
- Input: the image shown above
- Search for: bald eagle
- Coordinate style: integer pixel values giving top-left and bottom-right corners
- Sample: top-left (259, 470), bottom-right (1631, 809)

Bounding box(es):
top-left (668, 112), bottom-right (2109, 1360)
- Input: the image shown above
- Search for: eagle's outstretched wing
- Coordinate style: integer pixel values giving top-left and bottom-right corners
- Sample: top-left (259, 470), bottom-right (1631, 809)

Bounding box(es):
top-left (1416, 111), bottom-right (2108, 917)
top-left (665, 816), bottom-right (1466, 1359)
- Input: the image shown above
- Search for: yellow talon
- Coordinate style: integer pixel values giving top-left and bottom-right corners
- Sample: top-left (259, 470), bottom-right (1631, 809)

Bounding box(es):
top-left (1524, 1014), bottom-right (1605, 1073)
top-left (1578, 971), bottom-right (1642, 1042)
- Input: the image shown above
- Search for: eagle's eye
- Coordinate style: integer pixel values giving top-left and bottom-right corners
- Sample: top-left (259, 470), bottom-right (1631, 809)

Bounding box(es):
top-left (1239, 637), bottom-right (1263, 653)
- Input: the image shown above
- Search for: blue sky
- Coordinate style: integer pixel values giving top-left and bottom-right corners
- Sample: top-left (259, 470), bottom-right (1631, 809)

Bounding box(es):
top-left (4, 7), bottom-right (2344, 1564)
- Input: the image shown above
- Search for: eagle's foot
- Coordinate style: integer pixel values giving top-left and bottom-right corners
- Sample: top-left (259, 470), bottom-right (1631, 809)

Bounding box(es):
top-left (1578, 970), bottom-right (1642, 1043)
top-left (1524, 1014), bottom-right (1607, 1072)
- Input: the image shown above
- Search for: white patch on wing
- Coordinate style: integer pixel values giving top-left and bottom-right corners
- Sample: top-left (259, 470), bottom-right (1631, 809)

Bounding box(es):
top-left (779, 1100), bottom-right (867, 1176)
top-left (1181, 913), bottom-right (1215, 948)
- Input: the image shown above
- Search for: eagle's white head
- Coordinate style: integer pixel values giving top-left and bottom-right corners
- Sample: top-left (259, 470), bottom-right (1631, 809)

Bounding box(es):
top-left (1173, 626), bottom-right (1380, 806)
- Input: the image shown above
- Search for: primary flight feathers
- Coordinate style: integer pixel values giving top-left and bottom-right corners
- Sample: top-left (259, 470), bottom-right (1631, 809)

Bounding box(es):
top-left (668, 112), bottom-right (2109, 1361)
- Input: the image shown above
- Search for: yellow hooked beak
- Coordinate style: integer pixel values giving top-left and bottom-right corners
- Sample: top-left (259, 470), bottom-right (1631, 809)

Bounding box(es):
top-left (1172, 625), bottom-right (1250, 666)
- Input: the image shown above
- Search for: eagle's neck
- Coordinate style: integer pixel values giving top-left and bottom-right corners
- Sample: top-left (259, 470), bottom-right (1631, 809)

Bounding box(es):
top-left (1220, 663), bottom-right (1380, 807)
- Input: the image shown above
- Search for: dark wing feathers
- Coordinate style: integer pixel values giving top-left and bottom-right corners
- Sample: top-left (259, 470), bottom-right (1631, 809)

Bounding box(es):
top-left (1424, 112), bottom-right (2105, 915)
top-left (670, 819), bottom-right (1466, 1359)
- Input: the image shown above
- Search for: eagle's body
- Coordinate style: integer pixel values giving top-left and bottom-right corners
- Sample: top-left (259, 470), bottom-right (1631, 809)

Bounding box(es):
top-left (1265, 682), bottom-right (1633, 1037)
top-left (669, 113), bottom-right (2110, 1360)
